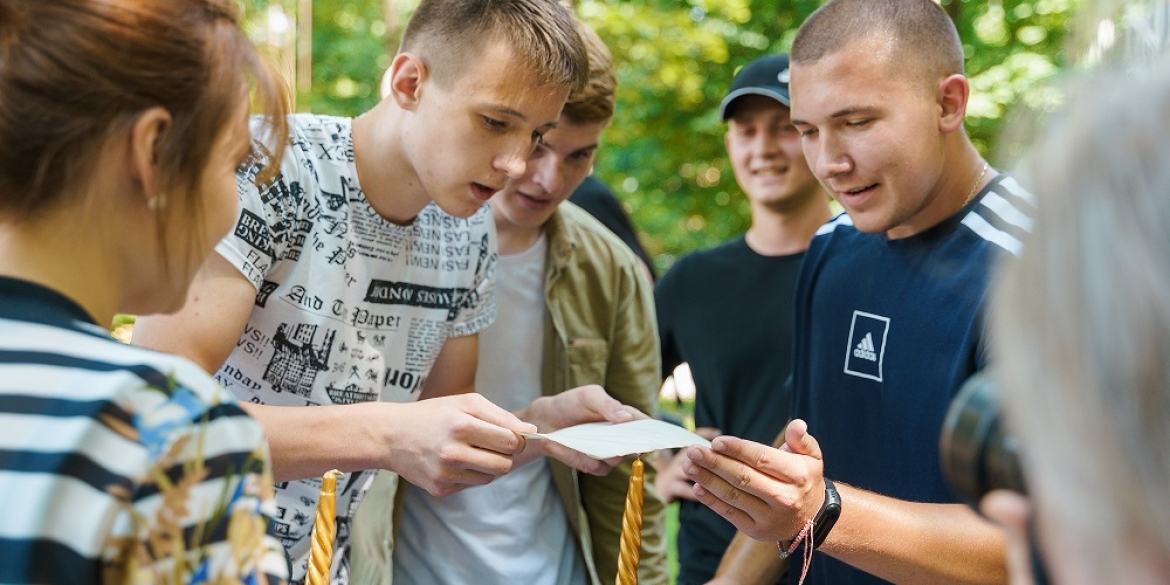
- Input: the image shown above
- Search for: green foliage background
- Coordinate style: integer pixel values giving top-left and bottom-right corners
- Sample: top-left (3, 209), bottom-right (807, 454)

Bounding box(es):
top-left (242, 0), bottom-right (1073, 273)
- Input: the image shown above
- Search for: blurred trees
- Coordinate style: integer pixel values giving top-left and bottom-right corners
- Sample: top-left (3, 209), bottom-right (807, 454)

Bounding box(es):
top-left (243, 0), bottom-right (1073, 271)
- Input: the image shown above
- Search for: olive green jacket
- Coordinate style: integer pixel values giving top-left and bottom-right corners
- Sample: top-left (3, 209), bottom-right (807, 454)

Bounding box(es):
top-left (542, 203), bottom-right (668, 585)
top-left (348, 203), bottom-right (667, 585)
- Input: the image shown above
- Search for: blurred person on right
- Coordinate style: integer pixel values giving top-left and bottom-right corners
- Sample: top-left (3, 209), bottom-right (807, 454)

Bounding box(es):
top-left (981, 64), bottom-right (1170, 585)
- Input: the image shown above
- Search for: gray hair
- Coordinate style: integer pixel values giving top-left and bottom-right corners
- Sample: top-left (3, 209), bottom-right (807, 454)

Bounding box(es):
top-left (993, 63), bottom-right (1170, 578)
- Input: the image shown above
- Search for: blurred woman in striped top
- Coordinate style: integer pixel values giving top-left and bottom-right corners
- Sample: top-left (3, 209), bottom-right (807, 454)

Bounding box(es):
top-left (0, 0), bottom-right (289, 583)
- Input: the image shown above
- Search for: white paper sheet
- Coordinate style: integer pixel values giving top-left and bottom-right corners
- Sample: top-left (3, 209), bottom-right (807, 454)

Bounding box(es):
top-left (524, 419), bottom-right (712, 459)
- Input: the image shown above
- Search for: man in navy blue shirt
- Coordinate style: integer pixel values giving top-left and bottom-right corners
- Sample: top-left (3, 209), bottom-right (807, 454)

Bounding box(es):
top-left (689, 1), bottom-right (1035, 585)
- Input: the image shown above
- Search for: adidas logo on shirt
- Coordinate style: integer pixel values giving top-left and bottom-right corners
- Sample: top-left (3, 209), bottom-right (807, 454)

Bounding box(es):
top-left (853, 333), bottom-right (878, 362)
top-left (844, 310), bottom-right (890, 382)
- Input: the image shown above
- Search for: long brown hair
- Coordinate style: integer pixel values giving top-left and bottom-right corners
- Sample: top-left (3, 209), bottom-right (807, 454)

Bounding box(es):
top-left (0, 0), bottom-right (287, 223)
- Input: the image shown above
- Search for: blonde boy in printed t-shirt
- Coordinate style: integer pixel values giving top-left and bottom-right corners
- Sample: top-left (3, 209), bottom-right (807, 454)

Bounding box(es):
top-left (132, 1), bottom-right (645, 583)
top-left (355, 19), bottom-right (668, 585)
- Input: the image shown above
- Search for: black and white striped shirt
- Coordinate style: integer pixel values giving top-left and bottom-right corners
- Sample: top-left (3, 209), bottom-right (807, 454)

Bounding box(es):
top-left (0, 277), bottom-right (288, 584)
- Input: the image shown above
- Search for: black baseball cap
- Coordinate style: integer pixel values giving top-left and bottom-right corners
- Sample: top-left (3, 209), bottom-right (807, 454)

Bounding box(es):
top-left (718, 54), bottom-right (791, 120)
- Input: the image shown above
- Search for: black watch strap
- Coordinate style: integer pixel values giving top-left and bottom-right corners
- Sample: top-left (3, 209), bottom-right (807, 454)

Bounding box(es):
top-left (811, 478), bottom-right (842, 549)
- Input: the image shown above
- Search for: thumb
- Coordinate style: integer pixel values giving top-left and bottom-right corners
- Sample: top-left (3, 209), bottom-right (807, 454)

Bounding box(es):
top-left (578, 384), bottom-right (640, 423)
top-left (784, 419), bottom-right (823, 460)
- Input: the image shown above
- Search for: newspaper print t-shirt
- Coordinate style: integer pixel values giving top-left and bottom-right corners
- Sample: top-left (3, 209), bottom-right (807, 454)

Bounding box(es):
top-left (214, 113), bottom-right (497, 584)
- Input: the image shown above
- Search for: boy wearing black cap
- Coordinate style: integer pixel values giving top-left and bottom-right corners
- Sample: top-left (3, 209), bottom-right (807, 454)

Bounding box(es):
top-left (653, 53), bottom-right (832, 585)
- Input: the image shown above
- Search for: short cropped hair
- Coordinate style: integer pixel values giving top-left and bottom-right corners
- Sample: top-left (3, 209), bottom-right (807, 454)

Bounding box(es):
top-left (561, 19), bottom-right (616, 126)
top-left (400, 0), bottom-right (588, 94)
top-left (791, 0), bottom-right (964, 81)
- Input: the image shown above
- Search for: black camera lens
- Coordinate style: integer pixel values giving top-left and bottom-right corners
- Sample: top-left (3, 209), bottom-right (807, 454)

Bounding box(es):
top-left (939, 372), bottom-right (1028, 505)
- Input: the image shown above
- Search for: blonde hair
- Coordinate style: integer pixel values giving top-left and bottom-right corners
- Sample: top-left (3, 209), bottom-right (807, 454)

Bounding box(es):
top-left (993, 64), bottom-right (1170, 576)
top-left (561, 19), bottom-right (616, 125)
top-left (399, 0), bottom-right (587, 94)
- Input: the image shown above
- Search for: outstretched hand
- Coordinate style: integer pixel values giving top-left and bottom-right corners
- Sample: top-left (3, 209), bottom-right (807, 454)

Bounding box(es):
top-left (682, 419), bottom-right (828, 542)
top-left (385, 393), bottom-right (536, 497)
top-left (654, 427), bottom-right (721, 504)
top-left (515, 384), bottom-right (648, 475)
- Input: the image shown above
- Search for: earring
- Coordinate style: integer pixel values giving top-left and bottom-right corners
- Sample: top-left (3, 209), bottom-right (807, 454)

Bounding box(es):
top-left (147, 193), bottom-right (168, 211)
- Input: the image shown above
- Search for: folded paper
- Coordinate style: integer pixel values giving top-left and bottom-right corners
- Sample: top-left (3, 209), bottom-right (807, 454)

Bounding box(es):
top-left (525, 419), bottom-right (712, 459)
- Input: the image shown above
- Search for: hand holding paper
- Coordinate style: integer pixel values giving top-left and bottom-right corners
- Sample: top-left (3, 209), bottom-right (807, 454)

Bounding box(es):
top-left (514, 385), bottom-right (710, 474)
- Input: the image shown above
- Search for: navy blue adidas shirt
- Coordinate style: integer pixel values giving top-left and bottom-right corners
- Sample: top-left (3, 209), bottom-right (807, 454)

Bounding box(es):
top-left (789, 174), bottom-right (1035, 585)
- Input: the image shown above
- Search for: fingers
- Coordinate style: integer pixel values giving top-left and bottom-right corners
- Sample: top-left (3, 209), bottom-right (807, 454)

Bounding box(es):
top-left (655, 449), bottom-right (698, 503)
top-left (438, 393), bottom-right (535, 457)
top-left (599, 455), bottom-right (625, 469)
top-left (422, 470), bottom-right (496, 497)
top-left (391, 395), bottom-right (537, 493)
top-left (433, 430), bottom-right (520, 477)
top-left (401, 438), bottom-right (512, 497)
top-left (458, 393), bottom-right (538, 436)
top-left (680, 437), bottom-right (825, 543)
top-left (695, 426), bottom-right (722, 441)
top-left (520, 384), bottom-right (644, 432)
top-left (540, 440), bottom-right (612, 475)
top-left (400, 389), bottom-right (658, 498)
top-left (681, 446), bottom-right (773, 539)
top-left (704, 436), bottom-right (812, 485)
top-left (980, 490), bottom-right (1037, 585)
top-left (783, 419), bottom-right (823, 460)
top-left (572, 384), bottom-right (641, 423)
top-left (690, 482), bottom-right (755, 532)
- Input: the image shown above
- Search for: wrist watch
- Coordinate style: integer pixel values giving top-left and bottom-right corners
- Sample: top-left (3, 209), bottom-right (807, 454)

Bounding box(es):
top-left (810, 478), bottom-right (842, 549)
top-left (779, 477), bottom-right (843, 558)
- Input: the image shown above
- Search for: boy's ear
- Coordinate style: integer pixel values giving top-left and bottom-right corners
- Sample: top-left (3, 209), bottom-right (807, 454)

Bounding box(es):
top-left (388, 53), bottom-right (428, 111)
top-left (936, 73), bottom-right (969, 134)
